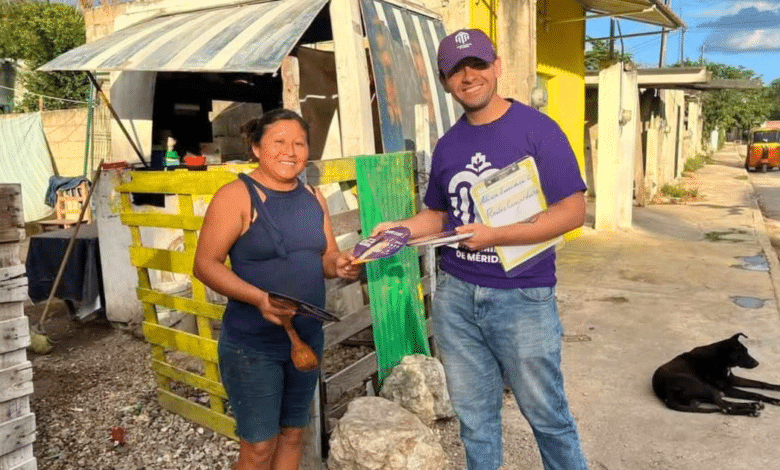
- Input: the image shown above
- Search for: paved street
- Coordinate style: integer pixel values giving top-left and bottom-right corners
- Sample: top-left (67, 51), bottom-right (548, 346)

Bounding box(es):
top-left (503, 143), bottom-right (780, 469)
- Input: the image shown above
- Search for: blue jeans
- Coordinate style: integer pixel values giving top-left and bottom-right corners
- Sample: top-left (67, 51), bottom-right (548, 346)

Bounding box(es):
top-left (218, 334), bottom-right (323, 443)
top-left (432, 272), bottom-right (588, 470)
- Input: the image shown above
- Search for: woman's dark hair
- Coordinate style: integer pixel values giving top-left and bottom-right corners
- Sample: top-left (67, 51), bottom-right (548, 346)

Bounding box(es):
top-left (241, 109), bottom-right (310, 157)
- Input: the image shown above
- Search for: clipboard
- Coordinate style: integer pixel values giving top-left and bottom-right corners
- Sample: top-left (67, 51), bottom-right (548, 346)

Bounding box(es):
top-left (469, 157), bottom-right (562, 273)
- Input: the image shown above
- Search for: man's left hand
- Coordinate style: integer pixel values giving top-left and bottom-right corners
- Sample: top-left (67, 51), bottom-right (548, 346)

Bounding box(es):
top-left (456, 224), bottom-right (497, 251)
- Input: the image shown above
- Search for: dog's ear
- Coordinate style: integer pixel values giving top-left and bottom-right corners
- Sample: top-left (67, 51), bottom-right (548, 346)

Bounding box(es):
top-left (732, 333), bottom-right (748, 341)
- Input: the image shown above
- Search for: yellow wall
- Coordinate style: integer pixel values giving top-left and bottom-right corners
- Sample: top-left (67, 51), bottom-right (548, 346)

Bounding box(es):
top-left (470, 0), bottom-right (499, 45)
top-left (536, 0), bottom-right (586, 173)
top-left (468, 0), bottom-right (585, 174)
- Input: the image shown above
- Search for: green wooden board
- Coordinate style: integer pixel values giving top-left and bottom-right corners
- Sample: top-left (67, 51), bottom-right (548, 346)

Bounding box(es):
top-left (355, 152), bottom-right (430, 385)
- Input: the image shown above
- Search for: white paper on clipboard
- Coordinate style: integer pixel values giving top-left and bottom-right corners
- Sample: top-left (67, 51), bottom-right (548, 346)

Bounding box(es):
top-left (469, 157), bottom-right (562, 273)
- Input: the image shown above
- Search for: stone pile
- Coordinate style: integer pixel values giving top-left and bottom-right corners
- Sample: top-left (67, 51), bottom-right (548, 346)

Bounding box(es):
top-left (328, 354), bottom-right (455, 470)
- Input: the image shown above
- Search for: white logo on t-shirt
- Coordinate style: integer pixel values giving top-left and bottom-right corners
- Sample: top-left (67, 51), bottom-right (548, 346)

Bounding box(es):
top-left (448, 153), bottom-right (498, 225)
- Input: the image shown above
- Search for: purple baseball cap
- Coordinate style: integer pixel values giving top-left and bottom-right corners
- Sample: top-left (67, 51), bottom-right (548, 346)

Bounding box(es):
top-left (437, 29), bottom-right (496, 77)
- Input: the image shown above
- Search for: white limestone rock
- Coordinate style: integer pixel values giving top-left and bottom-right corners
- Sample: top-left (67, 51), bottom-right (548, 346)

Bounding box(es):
top-left (327, 396), bottom-right (445, 470)
top-left (379, 354), bottom-right (455, 425)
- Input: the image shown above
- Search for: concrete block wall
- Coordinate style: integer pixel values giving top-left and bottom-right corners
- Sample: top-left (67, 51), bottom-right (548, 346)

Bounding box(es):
top-left (41, 109), bottom-right (89, 177)
top-left (84, 4), bottom-right (127, 43)
top-left (0, 109), bottom-right (89, 177)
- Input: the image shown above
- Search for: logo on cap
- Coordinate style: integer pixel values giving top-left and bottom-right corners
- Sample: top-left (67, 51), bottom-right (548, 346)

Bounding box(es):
top-left (455, 31), bottom-right (471, 50)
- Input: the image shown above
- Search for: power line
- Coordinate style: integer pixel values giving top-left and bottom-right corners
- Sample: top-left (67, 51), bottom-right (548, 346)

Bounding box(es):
top-left (0, 84), bottom-right (88, 104)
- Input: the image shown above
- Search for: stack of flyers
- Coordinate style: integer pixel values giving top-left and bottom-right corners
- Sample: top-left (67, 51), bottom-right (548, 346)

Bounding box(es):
top-left (351, 226), bottom-right (411, 264)
top-left (407, 230), bottom-right (473, 248)
top-left (267, 291), bottom-right (341, 323)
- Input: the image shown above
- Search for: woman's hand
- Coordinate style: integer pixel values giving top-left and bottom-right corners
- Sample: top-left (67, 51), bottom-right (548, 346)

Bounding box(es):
top-left (335, 252), bottom-right (361, 280)
top-left (257, 292), bottom-right (297, 326)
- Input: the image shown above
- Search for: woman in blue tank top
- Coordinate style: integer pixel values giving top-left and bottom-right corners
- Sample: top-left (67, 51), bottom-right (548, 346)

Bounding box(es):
top-left (193, 109), bottom-right (360, 470)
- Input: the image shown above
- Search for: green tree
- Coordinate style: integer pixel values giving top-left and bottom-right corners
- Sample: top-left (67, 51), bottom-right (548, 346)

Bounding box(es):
top-left (769, 79), bottom-right (780, 120)
top-left (585, 38), bottom-right (633, 71)
top-left (0, 2), bottom-right (88, 112)
top-left (673, 60), bottom-right (774, 135)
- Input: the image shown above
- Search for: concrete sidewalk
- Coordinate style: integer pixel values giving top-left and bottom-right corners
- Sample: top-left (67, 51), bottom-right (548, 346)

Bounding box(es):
top-left (554, 144), bottom-right (780, 469)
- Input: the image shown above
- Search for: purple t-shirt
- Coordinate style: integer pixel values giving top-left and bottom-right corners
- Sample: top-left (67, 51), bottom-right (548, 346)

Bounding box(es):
top-left (423, 100), bottom-right (586, 289)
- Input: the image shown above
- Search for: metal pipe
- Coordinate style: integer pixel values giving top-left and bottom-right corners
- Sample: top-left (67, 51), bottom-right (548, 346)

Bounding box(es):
top-left (586, 29), bottom-right (666, 42)
top-left (547, 6), bottom-right (656, 25)
top-left (86, 72), bottom-right (149, 167)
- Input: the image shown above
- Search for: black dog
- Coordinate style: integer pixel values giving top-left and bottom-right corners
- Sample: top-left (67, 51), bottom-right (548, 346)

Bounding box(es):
top-left (652, 333), bottom-right (780, 416)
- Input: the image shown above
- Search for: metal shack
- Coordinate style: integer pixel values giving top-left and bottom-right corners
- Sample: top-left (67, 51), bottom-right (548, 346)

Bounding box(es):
top-left (41, 0), bottom-right (460, 465)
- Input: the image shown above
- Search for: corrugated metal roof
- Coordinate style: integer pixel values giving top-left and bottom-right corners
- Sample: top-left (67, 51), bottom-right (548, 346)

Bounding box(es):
top-left (39, 0), bottom-right (328, 73)
top-left (572, 0), bottom-right (685, 29)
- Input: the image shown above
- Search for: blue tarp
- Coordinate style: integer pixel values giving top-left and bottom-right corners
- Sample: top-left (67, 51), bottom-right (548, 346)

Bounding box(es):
top-left (0, 113), bottom-right (56, 221)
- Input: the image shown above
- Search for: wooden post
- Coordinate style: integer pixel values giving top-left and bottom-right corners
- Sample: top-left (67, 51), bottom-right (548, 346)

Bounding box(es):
top-left (282, 55), bottom-right (302, 115)
top-left (330, 0), bottom-right (375, 157)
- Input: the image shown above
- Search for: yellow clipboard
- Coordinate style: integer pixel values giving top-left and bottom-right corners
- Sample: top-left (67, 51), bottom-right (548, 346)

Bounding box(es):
top-left (469, 157), bottom-right (561, 273)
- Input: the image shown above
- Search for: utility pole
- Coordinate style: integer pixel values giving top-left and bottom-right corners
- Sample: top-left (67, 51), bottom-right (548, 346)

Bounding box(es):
top-left (609, 19), bottom-right (615, 60)
top-left (679, 28), bottom-right (685, 64)
top-left (658, 0), bottom-right (671, 67)
top-left (700, 42), bottom-right (706, 65)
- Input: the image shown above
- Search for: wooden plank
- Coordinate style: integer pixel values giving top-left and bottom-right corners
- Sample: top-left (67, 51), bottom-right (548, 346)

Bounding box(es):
top-left (157, 389), bottom-right (237, 441)
top-left (0, 396), bottom-right (29, 424)
top-left (120, 213), bottom-right (204, 230)
top-left (0, 185), bottom-right (21, 197)
top-left (0, 351), bottom-right (27, 371)
top-left (330, 0), bottom-right (375, 157)
top-left (0, 230), bottom-right (24, 245)
top-left (0, 245), bottom-right (20, 269)
top-left (0, 318), bottom-right (29, 354)
top-left (0, 414), bottom-right (35, 457)
top-left (325, 352), bottom-right (377, 401)
top-left (6, 458), bottom-right (36, 470)
top-left (282, 55), bottom-right (302, 114)
top-left (142, 322), bottom-right (218, 363)
top-left (0, 278), bottom-right (26, 304)
top-left (0, 266), bottom-right (25, 284)
top-left (305, 158), bottom-right (358, 186)
top-left (0, 362), bottom-right (32, 404)
top-left (323, 305), bottom-right (372, 350)
top-left (0, 303), bottom-right (23, 322)
top-left (150, 359), bottom-right (226, 399)
top-left (137, 288), bottom-right (225, 321)
top-left (128, 246), bottom-right (194, 275)
top-left (0, 444), bottom-right (35, 470)
top-left (116, 171), bottom-right (238, 195)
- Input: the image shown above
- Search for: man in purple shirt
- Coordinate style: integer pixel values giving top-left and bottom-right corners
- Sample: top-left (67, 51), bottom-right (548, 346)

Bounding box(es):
top-left (373, 29), bottom-right (588, 470)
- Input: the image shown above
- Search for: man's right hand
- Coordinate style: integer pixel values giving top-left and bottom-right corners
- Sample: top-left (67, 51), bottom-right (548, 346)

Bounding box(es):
top-left (370, 221), bottom-right (403, 238)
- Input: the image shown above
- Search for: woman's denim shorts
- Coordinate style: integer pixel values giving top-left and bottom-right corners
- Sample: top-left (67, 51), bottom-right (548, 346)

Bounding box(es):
top-left (218, 333), bottom-right (323, 443)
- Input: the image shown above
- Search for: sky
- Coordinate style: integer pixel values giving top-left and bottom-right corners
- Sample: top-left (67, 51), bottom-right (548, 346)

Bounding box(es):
top-left (585, 0), bottom-right (780, 84)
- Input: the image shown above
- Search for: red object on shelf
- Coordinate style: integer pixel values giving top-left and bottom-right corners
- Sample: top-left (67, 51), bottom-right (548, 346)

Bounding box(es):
top-left (183, 155), bottom-right (207, 166)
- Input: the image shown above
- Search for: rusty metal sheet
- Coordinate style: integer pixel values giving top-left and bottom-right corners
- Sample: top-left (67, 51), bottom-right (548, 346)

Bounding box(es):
top-left (360, 0), bottom-right (461, 153)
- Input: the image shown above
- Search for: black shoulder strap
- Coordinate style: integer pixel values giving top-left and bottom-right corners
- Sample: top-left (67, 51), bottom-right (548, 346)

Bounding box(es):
top-left (236, 173), bottom-right (287, 258)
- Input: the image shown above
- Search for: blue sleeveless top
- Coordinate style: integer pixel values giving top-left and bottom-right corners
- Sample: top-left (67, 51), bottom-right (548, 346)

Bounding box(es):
top-left (220, 173), bottom-right (327, 350)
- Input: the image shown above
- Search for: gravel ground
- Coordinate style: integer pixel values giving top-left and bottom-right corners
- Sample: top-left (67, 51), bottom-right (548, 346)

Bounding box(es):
top-left (28, 302), bottom-right (518, 469)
